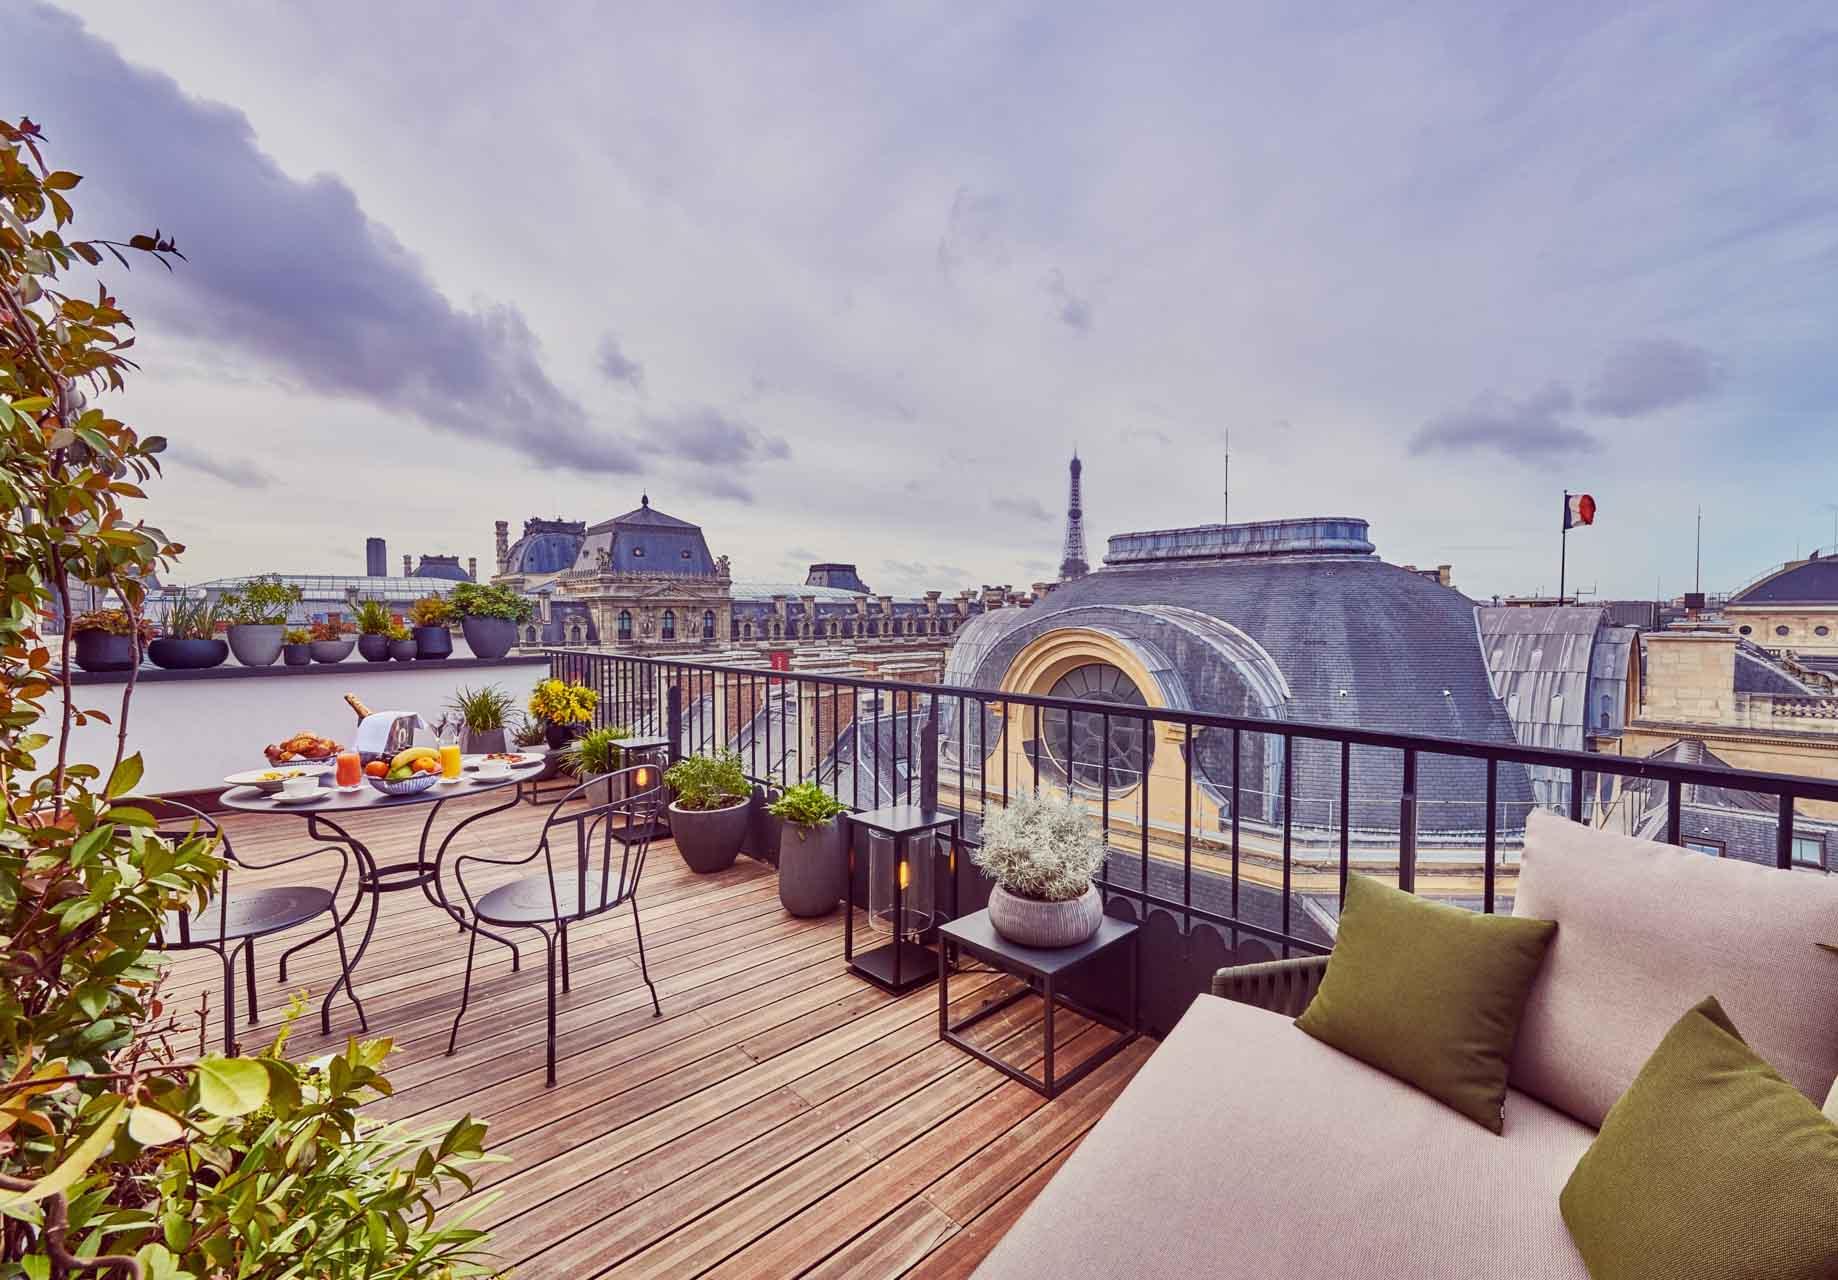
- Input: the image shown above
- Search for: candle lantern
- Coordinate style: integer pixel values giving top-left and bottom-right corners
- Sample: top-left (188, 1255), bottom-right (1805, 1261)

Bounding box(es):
top-left (844, 805), bottom-right (960, 992)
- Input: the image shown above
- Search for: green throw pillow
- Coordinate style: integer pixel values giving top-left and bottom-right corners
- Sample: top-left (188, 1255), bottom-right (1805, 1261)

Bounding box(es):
top-left (1295, 873), bottom-right (1557, 1133)
top-left (1561, 996), bottom-right (1838, 1280)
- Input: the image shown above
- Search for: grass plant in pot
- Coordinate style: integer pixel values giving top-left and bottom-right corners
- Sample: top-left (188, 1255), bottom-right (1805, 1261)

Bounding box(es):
top-left (281, 627), bottom-right (312, 666)
top-left (70, 608), bottom-right (150, 673)
top-left (387, 622), bottom-right (417, 661)
top-left (971, 790), bottom-right (1110, 948)
top-left (529, 676), bottom-right (596, 748)
top-left (767, 782), bottom-right (849, 917)
top-left (558, 724), bottom-right (634, 799)
top-left (147, 594), bottom-right (227, 670)
top-left (665, 750), bottom-right (751, 873)
top-left (353, 598), bottom-right (393, 662)
top-left (449, 683), bottom-right (515, 755)
top-left (218, 573), bottom-right (300, 667)
top-left (450, 581), bottom-right (533, 660)
top-left (309, 617), bottom-right (354, 663)
top-left (408, 593), bottom-right (455, 659)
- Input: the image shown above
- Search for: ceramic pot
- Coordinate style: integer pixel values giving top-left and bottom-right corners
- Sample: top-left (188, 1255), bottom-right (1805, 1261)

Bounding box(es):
top-left (310, 639), bottom-right (355, 664)
top-left (669, 798), bottom-right (750, 873)
top-left (357, 633), bottom-right (390, 662)
top-left (73, 630), bottom-right (138, 672)
top-left (987, 882), bottom-right (1103, 949)
top-left (282, 642), bottom-right (312, 667)
top-left (414, 625), bottom-right (453, 659)
top-left (389, 638), bottom-right (418, 662)
top-left (147, 637), bottom-right (227, 671)
top-left (461, 615), bottom-right (517, 661)
top-left (225, 623), bottom-right (284, 667)
top-left (544, 721), bottom-right (580, 750)
top-left (461, 727), bottom-right (508, 756)
top-left (778, 818), bottom-right (847, 917)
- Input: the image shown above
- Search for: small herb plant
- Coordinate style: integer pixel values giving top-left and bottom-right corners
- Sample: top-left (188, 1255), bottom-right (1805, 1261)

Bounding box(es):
top-left (408, 593), bottom-right (454, 627)
top-left (71, 607), bottom-right (151, 639)
top-left (560, 724), bottom-right (633, 778)
top-left (218, 573), bottom-right (301, 625)
top-left (768, 781), bottom-right (846, 830)
top-left (449, 581), bottom-right (535, 623)
top-left (450, 684), bottom-right (515, 732)
top-left (665, 751), bottom-right (750, 811)
top-left (353, 598), bottom-right (394, 636)
top-left (386, 622), bottom-right (412, 643)
top-left (971, 790), bottom-right (1108, 902)
top-left (309, 618), bottom-right (347, 641)
top-left (529, 677), bottom-right (597, 726)
top-left (159, 593), bottom-right (219, 639)
top-left (282, 627), bottom-right (311, 644)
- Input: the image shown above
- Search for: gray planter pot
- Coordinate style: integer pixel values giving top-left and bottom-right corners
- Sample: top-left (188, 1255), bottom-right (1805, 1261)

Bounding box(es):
top-left (357, 633), bottom-right (390, 662)
top-left (987, 882), bottom-right (1103, 949)
top-left (669, 798), bottom-right (750, 873)
top-left (461, 727), bottom-right (508, 755)
top-left (389, 638), bottom-right (418, 661)
top-left (282, 642), bottom-right (312, 667)
top-left (147, 637), bottom-right (227, 671)
top-left (73, 631), bottom-right (138, 672)
top-left (778, 818), bottom-right (847, 917)
top-left (461, 615), bottom-right (517, 661)
top-left (226, 624), bottom-right (284, 667)
top-left (310, 639), bottom-right (355, 663)
top-left (414, 625), bottom-right (453, 659)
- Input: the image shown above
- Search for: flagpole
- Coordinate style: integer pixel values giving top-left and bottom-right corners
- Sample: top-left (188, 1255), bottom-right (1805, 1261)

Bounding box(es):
top-left (1560, 490), bottom-right (1569, 605)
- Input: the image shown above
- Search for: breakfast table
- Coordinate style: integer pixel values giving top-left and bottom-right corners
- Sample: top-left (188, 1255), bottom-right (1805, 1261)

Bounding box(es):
top-left (219, 755), bottom-right (547, 1036)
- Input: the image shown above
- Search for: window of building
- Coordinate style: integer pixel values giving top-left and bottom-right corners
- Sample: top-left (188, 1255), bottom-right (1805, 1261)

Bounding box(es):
top-left (742, 620), bottom-right (753, 639)
top-left (617, 609), bottom-right (633, 642)
top-left (1776, 624), bottom-right (1791, 637)
top-left (702, 610), bottom-right (716, 639)
top-left (661, 609), bottom-right (676, 640)
top-left (1792, 834), bottom-right (1826, 870)
top-left (631, 545), bottom-right (644, 557)
top-left (681, 548), bottom-right (692, 560)
top-left (1042, 662), bottom-right (1153, 794)
top-left (1684, 839), bottom-right (1724, 857)
top-left (1818, 626), bottom-right (1832, 638)
top-left (1738, 625), bottom-right (1753, 635)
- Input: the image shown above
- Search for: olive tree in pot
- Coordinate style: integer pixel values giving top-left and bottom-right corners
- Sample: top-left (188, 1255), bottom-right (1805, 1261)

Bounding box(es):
top-left (665, 750), bottom-right (751, 873)
top-left (408, 592), bottom-right (454, 658)
top-left (218, 573), bottom-right (300, 666)
top-left (70, 608), bottom-right (150, 672)
top-left (353, 598), bottom-right (393, 662)
top-left (449, 581), bottom-right (533, 660)
top-left (308, 617), bottom-right (355, 662)
top-left (449, 683), bottom-right (515, 755)
top-left (148, 594), bottom-right (227, 670)
top-left (971, 790), bottom-right (1110, 948)
top-left (767, 782), bottom-right (849, 917)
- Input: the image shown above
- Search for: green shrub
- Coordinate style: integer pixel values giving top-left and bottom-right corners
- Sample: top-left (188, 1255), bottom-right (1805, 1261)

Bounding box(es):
top-left (218, 573), bottom-right (301, 625)
top-left (665, 751), bottom-right (750, 811)
top-left (409, 593), bottom-right (454, 627)
top-left (560, 724), bottom-right (634, 778)
top-left (448, 582), bottom-right (534, 624)
top-left (767, 781), bottom-right (847, 829)
top-left (282, 626), bottom-right (311, 644)
top-left (352, 598), bottom-right (394, 636)
top-left (159, 593), bottom-right (219, 639)
top-left (450, 684), bottom-right (516, 732)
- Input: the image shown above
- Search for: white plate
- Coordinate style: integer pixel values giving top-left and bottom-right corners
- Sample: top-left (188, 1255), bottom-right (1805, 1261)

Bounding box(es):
top-left (461, 753), bottom-right (538, 770)
top-left (272, 788), bottom-right (331, 804)
top-left (225, 765), bottom-right (330, 793)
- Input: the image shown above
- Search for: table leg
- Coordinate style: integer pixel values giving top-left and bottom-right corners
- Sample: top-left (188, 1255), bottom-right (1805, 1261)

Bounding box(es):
top-left (1043, 972), bottom-right (1056, 1098)
top-left (938, 937), bottom-right (950, 1038)
top-left (325, 874), bottom-right (381, 1036)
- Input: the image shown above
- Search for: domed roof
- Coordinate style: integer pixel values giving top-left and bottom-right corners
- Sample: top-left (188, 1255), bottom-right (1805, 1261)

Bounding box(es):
top-left (1729, 556), bottom-right (1838, 607)
top-left (572, 496), bottom-right (716, 575)
top-left (411, 555), bottom-right (471, 582)
top-left (503, 519), bottom-right (586, 577)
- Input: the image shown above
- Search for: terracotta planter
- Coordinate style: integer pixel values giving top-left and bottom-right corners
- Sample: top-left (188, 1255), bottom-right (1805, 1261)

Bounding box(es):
top-left (282, 642), bottom-right (312, 667)
top-left (669, 798), bottom-right (750, 873)
top-left (310, 639), bottom-right (355, 663)
top-left (389, 638), bottom-right (418, 662)
top-left (460, 615), bottom-right (517, 661)
top-left (414, 625), bottom-right (453, 659)
top-left (778, 818), bottom-right (847, 917)
top-left (225, 624), bottom-right (284, 668)
top-left (147, 637), bottom-right (227, 671)
top-left (987, 882), bottom-right (1103, 949)
top-left (357, 634), bottom-right (390, 662)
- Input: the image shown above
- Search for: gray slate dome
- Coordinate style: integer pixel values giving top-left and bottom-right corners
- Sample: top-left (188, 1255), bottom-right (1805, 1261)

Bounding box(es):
top-left (572, 496), bottom-right (717, 575)
top-left (503, 519), bottom-right (586, 577)
top-left (1729, 556), bottom-right (1838, 606)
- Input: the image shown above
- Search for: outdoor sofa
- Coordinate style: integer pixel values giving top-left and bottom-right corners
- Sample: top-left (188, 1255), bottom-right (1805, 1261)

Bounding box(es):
top-left (975, 809), bottom-right (1838, 1278)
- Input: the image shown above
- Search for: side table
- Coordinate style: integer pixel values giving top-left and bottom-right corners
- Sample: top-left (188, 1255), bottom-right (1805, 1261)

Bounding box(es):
top-left (938, 909), bottom-right (1139, 1099)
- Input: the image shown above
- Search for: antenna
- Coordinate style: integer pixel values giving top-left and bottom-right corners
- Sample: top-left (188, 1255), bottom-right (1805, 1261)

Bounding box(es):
top-left (1695, 506), bottom-right (1702, 595)
top-left (1223, 429), bottom-right (1231, 525)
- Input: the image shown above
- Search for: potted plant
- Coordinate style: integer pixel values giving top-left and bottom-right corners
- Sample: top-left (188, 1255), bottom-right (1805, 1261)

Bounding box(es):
top-left (665, 750), bottom-right (752, 873)
top-left (450, 581), bottom-right (534, 660)
top-left (218, 573), bottom-right (301, 666)
top-left (409, 593), bottom-right (455, 659)
top-left (768, 782), bottom-right (849, 916)
top-left (309, 617), bottom-right (355, 663)
top-left (528, 676), bottom-right (597, 748)
top-left (449, 684), bottom-right (516, 754)
top-left (971, 790), bottom-right (1110, 948)
top-left (69, 608), bottom-right (150, 672)
top-left (148, 594), bottom-right (227, 670)
top-left (353, 598), bottom-right (394, 662)
top-left (387, 622), bottom-right (418, 661)
top-left (278, 627), bottom-right (310, 666)
top-left (558, 724), bottom-right (631, 780)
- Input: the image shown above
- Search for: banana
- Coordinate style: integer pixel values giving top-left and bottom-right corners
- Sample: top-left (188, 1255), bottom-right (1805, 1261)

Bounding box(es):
top-left (389, 746), bottom-right (440, 771)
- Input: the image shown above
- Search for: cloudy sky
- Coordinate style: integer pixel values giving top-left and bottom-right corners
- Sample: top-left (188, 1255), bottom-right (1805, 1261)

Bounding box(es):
top-left (13, 1), bottom-right (1838, 599)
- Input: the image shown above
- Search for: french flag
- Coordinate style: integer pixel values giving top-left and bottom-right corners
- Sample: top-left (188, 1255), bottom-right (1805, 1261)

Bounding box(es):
top-left (1564, 492), bottom-right (1596, 530)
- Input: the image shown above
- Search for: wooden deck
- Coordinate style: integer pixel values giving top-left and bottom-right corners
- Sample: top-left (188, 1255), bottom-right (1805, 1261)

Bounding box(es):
top-left (159, 789), bottom-right (1153, 1279)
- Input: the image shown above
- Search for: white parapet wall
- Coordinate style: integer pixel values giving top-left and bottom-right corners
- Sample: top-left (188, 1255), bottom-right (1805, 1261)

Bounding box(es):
top-left (41, 656), bottom-right (551, 796)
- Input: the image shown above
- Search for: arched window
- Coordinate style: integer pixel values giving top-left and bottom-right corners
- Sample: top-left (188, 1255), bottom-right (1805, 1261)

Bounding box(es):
top-left (661, 609), bottom-right (676, 640)
top-left (743, 620), bottom-right (753, 639)
top-left (702, 610), bottom-right (716, 639)
top-left (617, 610), bottom-right (633, 642)
top-left (1043, 663), bottom-right (1152, 793)
top-left (523, 625), bottom-right (539, 644)
top-left (771, 620), bottom-right (782, 639)
top-left (567, 622), bottom-right (584, 644)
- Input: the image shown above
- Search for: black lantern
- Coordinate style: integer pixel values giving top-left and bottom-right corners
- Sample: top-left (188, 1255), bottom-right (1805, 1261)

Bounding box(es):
top-left (843, 805), bottom-right (959, 992)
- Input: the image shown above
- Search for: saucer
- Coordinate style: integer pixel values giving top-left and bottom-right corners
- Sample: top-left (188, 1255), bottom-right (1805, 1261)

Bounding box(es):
top-left (273, 789), bottom-right (330, 805)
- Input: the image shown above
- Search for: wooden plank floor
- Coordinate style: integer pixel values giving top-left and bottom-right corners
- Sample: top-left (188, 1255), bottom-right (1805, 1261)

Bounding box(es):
top-left (158, 789), bottom-right (1153, 1279)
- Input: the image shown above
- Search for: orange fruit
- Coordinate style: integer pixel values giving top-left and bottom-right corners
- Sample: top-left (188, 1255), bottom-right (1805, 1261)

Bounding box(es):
top-left (365, 760), bottom-right (387, 777)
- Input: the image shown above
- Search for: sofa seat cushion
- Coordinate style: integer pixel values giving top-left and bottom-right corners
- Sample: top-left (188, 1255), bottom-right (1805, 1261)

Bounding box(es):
top-left (1511, 809), bottom-right (1838, 1129)
top-left (975, 994), bottom-right (1594, 1280)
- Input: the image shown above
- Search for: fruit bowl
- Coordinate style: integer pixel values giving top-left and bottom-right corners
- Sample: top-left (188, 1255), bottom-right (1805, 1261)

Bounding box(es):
top-left (367, 771), bottom-right (441, 797)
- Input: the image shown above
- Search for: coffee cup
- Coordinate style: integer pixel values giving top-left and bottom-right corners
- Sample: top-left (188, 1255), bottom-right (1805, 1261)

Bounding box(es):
top-left (476, 760), bottom-right (512, 781)
top-left (279, 774), bottom-right (319, 799)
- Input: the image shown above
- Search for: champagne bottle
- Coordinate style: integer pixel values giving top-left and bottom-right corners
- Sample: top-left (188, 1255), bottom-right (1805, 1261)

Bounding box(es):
top-left (345, 693), bottom-right (374, 722)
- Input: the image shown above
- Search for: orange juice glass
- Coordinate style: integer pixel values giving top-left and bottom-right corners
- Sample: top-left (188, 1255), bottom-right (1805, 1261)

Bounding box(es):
top-left (439, 742), bottom-right (463, 780)
top-left (335, 750), bottom-right (362, 789)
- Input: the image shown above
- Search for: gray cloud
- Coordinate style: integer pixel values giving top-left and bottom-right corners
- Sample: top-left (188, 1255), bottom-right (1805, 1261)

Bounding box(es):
top-left (163, 443), bottom-right (274, 489)
top-left (639, 407), bottom-right (790, 464)
top-left (1122, 425), bottom-right (1172, 447)
top-left (880, 559), bottom-right (972, 590)
top-left (1584, 338), bottom-right (1719, 418)
top-left (17, 5), bottom-right (638, 474)
top-left (991, 494), bottom-right (1054, 522)
top-left (595, 333), bottom-right (645, 391)
top-left (1409, 383), bottom-right (1598, 460)
top-left (1045, 269), bottom-right (1092, 332)
top-left (936, 186), bottom-right (1007, 276)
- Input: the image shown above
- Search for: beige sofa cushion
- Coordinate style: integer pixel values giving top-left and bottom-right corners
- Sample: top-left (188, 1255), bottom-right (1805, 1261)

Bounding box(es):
top-left (1511, 808), bottom-right (1838, 1128)
top-left (975, 995), bottom-right (1594, 1280)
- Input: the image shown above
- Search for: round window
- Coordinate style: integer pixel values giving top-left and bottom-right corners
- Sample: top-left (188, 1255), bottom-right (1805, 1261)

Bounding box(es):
top-left (1776, 625), bottom-right (1791, 637)
top-left (1818, 626), bottom-right (1831, 638)
top-left (1043, 663), bottom-right (1153, 793)
top-left (1738, 625), bottom-right (1752, 636)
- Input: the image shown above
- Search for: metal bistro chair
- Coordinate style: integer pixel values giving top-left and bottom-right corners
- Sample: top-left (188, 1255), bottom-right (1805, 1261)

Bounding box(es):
top-left (447, 764), bottom-right (665, 1086)
top-left (150, 800), bottom-right (357, 1054)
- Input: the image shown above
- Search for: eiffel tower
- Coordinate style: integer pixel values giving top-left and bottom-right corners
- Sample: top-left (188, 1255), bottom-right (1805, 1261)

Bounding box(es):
top-left (1059, 451), bottom-right (1090, 581)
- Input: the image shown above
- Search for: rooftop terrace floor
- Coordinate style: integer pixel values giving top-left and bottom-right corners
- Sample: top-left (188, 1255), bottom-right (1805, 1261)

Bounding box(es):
top-left (163, 792), bottom-right (1153, 1279)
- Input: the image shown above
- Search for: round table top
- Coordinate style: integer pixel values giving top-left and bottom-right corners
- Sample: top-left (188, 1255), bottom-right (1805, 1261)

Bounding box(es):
top-left (220, 754), bottom-right (546, 815)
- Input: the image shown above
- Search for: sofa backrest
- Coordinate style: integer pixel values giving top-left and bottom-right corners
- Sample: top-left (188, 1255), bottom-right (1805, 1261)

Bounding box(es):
top-left (1510, 808), bottom-right (1838, 1129)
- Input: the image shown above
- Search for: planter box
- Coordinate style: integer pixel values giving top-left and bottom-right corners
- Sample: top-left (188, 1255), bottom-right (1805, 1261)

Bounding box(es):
top-left (461, 727), bottom-right (508, 756)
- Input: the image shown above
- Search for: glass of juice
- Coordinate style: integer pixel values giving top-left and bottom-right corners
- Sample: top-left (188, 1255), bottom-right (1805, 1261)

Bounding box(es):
top-left (439, 740), bottom-right (463, 782)
top-left (335, 750), bottom-right (362, 790)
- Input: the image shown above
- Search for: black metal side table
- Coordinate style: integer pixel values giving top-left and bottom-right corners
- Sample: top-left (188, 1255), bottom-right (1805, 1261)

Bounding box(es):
top-left (844, 805), bottom-right (960, 993)
top-left (938, 909), bottom-right (1139, 1099)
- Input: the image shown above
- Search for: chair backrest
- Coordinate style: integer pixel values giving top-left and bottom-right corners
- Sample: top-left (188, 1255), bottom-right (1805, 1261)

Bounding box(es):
top-left (534, 764), bottom-right (665, 923)
top-left (152, 799), bottom-right (231, 948)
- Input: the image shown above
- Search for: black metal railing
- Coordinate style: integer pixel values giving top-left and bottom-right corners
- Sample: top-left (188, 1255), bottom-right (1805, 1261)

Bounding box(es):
top-left (549, 649), bottom-right (1838, 1031)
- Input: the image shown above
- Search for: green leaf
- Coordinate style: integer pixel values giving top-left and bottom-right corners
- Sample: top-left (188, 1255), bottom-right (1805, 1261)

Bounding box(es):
top-left (104, 752), bottom-right (144, 799)
top-left (0, 1097), bottom-right (127, 1209)
top-left (195, 1056), bottom-right (269, 1118)
top-left (127, 1105), bottom-right (185, 1146)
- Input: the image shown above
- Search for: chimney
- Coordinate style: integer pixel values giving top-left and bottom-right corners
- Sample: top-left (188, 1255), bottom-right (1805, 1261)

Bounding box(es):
top-left (365, 537), bottom-right (386, 577)
top-left (402, 554), bottom-right (412, 577)
top-left (467, 556), bottom-right (478, 581)
top-left (494, 520), bottom-right (510, 573)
